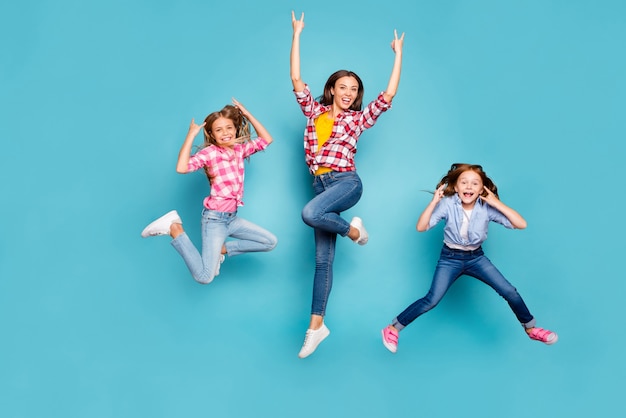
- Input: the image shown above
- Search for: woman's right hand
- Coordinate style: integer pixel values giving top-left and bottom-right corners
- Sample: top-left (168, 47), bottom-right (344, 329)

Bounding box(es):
top-left (290, 11), bottom-right (306, 92)
top-left (291, 10), bottom-right (304, 35)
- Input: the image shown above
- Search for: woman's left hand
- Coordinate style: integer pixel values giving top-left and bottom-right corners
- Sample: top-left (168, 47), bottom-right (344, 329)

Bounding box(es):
top-left (390, 29), bottom-right (405, 54)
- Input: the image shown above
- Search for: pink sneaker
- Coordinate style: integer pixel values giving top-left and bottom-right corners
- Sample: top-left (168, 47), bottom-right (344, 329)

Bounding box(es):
top-left (527, 327), bottom-right (558, 345)
top-left (381, 325), bottom-right (399, 353)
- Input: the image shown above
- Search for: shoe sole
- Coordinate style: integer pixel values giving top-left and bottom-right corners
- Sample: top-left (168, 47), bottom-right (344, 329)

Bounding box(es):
top-left (543, 334), bottom-right (558, 345)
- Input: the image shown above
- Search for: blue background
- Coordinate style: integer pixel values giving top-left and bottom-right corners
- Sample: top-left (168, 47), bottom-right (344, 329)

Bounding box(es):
top-left (2, 0), bottom-right (624, 417)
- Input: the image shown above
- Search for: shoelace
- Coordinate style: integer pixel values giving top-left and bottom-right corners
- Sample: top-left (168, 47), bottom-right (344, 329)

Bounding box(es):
top-left (302, 330), bottom-right (313, 347)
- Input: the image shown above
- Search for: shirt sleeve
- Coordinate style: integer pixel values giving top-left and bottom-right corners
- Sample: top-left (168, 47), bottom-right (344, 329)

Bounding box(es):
top-left (487, 205), bottom-right (514, 229)
top-left (241, 137), bottom-right (269, 158)
top-left (187, 148), bottom-right (212, 172)
top-left (359, 92), bottom-right (392, 129)
top-left (294, 84), bottom-right (328, 118)
top-left (428, 198), bottom-right (449, 230)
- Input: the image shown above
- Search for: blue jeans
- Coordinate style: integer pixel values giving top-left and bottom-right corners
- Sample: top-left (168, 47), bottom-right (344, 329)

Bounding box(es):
top-left (392, 245), bottom-right (536, 330)
top-left (171, 209), bottom-right (277, 284)
top-left (301, 171), bottom-right (363, 316)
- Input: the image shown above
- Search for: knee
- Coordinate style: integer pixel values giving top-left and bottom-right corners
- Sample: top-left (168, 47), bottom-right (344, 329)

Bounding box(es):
top-left (499, 285), bottom-right (520, 300)
top-left (194, 272), bottom-right (215, 285)
top-left (421, 292), bottom-right (442, 311)
top-left (267, 235), bottom-right (278, 251)
top-left (301, 203), bottom-right (325, 228)
top-left (301, 206), bottom-right (316, 227)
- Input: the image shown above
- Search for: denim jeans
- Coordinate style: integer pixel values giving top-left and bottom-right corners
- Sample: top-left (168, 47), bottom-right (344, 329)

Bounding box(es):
top-left (392, 245), bottom-right (536, 330)
top-left (171, 209), bottom-right (277, 284)
top-left (301, 171), bottom-right (363, 316)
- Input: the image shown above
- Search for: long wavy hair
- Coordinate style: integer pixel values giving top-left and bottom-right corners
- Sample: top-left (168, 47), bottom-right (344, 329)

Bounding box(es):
top-left (317, 70), bottom-right (364, 111)
top-left (202, 105), bottom-right (251, 148)
top-left (200, 105), bottom-right (252, 182)
top-left (435, 163), bottom-right (499, 198)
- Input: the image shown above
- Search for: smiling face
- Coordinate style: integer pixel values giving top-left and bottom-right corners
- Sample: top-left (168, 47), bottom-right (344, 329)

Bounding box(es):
top-left (454, 170), bottom-right (484, 208)
top-left (209, 116), bottom-right (237, 148)
top-left (330, 76), bottom-right (360, 111)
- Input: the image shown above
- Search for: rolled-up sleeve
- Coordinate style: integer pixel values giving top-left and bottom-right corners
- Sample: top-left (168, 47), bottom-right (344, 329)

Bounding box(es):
top-left (187, 149), bottom-right (211, 172)
top-left (241, 137), bottom-right (269, 158)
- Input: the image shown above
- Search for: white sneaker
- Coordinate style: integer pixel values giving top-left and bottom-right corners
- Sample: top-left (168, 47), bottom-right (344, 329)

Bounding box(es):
top-left (215, 254), bottom-right (225, 276)
top-left (141, 210), bottom-right (182, 237)
top-left (298, 323), bottom-right (330, 359)
top-left (350, 216), bottom-right (368, 245)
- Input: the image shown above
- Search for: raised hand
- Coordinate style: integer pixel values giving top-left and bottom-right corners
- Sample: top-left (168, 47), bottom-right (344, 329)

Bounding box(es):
top-left (232, 97), bottom-right (249, 118)
top-left (433, 184), bottom-right (445, 203)
top-left (187, 118), bottom-right (206, 138)
top-left (383, 28), bottom-right (404, 102)
top-left (291, 10), bottom-right (305, 35)
top-left (479, 186), bottom-right (527, 229)
top-left (290, 11), bottom-right (306, 91)
top-left (479, 186), bottom-right (499, 206)
top-left (390, 29), bottom-right (405, 54)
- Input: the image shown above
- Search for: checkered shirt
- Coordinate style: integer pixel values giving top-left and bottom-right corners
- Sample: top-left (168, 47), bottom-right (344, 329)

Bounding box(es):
top-left (294, 84), bottom-right (391, 175)
top-left (187, 137), bottom-right (269, 212)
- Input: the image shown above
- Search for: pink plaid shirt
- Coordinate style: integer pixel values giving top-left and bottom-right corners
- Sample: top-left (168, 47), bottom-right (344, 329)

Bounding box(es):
top-left (187, 137), bottom-right (269, 212)
top-left (294, 85), bottom-right (391, 175)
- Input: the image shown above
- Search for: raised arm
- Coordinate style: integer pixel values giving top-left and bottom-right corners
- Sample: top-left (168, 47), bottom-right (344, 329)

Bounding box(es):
top-left (383, 29), bottom-right (405, 103)
top-left (232, 98), bottom-right (273, 145)
top-left (416, 185), bottom-right (444, 232)
top-left (290, 11), bottom-right (306, 92)
top-left (176, 119), bottom-right (205, 174)
top-left (480, 187), bottom-right (528, 229)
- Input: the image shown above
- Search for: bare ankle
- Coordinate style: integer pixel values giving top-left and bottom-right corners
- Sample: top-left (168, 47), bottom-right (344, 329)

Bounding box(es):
top-left (170, 222), bottom-right (184, 238)
top-left (309, 314), bottom-right (324, 330)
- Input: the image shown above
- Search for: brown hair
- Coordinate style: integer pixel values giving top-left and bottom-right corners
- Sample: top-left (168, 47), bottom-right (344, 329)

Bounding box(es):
top-left (317, 70), bottom-right (364, 111)
top-left (202, 105), bottom-right (251, 148)
top-left (436, 163), bottom-right (499, 198)
top-left (200, 104), bottom-right (252, 182)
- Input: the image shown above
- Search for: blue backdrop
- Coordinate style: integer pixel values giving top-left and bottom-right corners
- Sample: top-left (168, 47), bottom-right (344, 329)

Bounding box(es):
top-left (2, 1), bottom-right (624, 417)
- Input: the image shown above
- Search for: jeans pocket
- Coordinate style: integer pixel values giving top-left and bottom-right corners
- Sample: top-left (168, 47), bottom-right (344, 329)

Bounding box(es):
top-left (203, 211), bottom-right (223, 222)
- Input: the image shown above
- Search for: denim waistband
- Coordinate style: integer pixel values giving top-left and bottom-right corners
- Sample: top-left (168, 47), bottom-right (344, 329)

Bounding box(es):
top-left (443, 245), bottom-right (483, 256)
top-left (314, 169), bottom-right (357, 179)
top-left (202, 208), bottom-right (237, 219)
